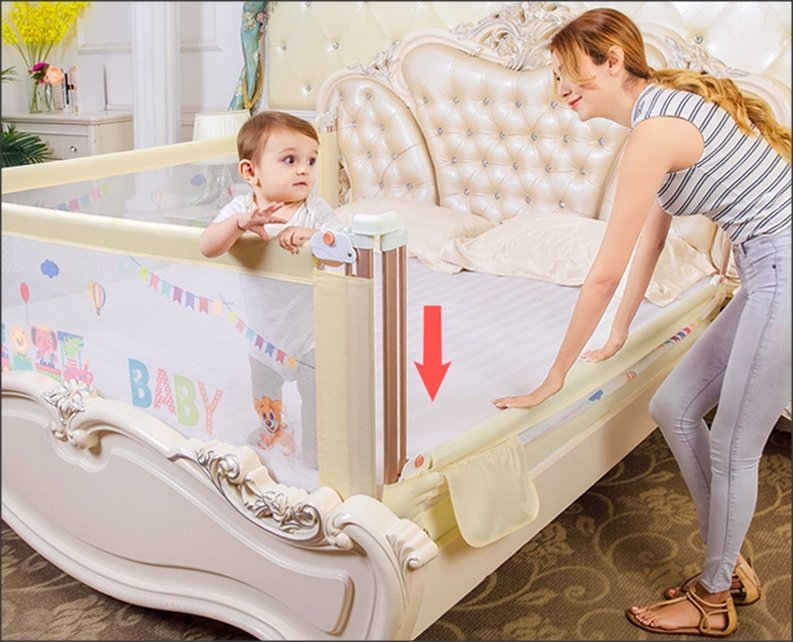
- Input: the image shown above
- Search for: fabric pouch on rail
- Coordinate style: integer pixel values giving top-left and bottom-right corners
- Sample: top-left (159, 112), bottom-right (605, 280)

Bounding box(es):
top-left (438, 435), bottom-right (539, 548)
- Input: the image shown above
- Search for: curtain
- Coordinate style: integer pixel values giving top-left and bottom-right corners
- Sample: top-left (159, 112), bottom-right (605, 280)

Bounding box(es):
top-left (228, 1), bottom-right (269, 112)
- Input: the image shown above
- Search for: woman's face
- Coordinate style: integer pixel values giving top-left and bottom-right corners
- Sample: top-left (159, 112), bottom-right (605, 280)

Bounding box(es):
top-left (551, 50), bottom-right (613, 122)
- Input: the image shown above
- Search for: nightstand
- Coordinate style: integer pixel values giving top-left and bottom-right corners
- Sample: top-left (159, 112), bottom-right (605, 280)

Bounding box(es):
top-left (1, 111), bottom-right (134, 159)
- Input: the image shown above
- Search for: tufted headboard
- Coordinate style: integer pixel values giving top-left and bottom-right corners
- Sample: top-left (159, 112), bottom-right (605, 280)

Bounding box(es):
top-left (315, 2), bottom-right (790, 229)
top-left (316, 3), bottom-right (624, 222)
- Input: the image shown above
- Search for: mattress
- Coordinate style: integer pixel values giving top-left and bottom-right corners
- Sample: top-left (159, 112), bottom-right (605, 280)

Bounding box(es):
top-left (374, 257), bottom-right (717, 473)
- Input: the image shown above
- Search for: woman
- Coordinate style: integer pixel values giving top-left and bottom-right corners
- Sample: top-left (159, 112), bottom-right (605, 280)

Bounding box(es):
top-left (493, 7), bottom-right (791, 638)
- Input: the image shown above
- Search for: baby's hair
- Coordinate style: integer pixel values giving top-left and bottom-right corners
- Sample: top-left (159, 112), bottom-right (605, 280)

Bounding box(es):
top-left (237, 110), bottom-right (319, 161)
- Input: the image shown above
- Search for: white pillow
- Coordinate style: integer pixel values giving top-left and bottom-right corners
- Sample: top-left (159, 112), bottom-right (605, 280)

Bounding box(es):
top-left (440, 214), bottom-right (603, 284)
top-left (623, 233), bottom-right (717, 305)
top-left (333, 197), bottom-right (494, 273)
top-left (440, 214), bottom-right (716, 306)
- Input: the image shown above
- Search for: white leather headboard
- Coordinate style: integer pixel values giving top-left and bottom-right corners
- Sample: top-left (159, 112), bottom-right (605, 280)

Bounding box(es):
top-left (314, 2), bottom-right (791, 227)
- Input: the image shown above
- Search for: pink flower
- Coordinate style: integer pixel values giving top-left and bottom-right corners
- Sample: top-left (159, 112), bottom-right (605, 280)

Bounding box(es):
top-left (30, 61), bottom-right (49, 83)
top-left (44, 65), bottom-right (63, 85)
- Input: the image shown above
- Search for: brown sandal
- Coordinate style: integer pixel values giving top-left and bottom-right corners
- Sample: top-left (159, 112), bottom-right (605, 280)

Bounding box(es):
top-left (733, 558), bottom-right (762, 604)
top-left (663, 558), bottom-right (762, 606)
top-left (626, 589), bottom-right (738, 637)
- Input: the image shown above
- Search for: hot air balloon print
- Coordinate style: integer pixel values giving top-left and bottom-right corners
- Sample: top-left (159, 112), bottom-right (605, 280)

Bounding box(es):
top-left (88, 281), bottom-right (107, 316)
top-left (20, 282), bottom-right (30, 326)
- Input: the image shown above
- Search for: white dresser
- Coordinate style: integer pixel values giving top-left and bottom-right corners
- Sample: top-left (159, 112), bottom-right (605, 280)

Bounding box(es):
top-left (1, 111), bottom-right (134, 159)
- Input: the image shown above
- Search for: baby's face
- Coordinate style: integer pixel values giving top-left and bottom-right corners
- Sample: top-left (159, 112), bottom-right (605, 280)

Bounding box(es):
top-left (249, 129), bottom-right (319, 205)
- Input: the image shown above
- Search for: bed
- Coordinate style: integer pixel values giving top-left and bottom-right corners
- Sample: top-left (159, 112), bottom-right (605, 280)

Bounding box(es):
top-left (2, 2), bottom-right (790, 640)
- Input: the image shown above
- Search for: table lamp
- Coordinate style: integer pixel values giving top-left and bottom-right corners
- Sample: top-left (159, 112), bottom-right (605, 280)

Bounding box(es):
top-left (191, 110), bottom-right (251, 210)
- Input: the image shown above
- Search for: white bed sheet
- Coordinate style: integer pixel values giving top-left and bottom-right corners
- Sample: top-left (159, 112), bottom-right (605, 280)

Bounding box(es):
top-left (377, 257), bottom-right (712, 462)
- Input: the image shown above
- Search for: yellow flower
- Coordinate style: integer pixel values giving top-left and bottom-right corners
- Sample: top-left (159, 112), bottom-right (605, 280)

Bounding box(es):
top-left (2, 2), bottom-right (89, 71)
top-left (1, 22), bottom-right (18, 47)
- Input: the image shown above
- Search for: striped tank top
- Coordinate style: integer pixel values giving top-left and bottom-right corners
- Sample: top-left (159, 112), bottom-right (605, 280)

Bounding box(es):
top-left (631, 84), bottom-right (791, 244)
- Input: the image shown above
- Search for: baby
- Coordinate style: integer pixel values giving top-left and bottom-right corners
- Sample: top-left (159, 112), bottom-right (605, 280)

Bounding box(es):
top-left (200, 110), bottom-right (338, 468)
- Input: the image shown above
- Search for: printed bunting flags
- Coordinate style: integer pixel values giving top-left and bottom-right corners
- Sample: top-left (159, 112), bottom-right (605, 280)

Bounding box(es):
top-left (56, 180), bottom-right (113, 211)
top-left (133, 259), bottom-right (300, 369)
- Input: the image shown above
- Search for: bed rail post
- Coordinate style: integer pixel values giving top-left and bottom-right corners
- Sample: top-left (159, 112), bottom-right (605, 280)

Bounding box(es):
top-left (381, 243), bottom-right (408, 484)
top-left (350, 213), bottom-right (408, 487)
top-left (317, 108), bottom-right (341, 207)
top-left (398, 244), bottom-right (407, 475)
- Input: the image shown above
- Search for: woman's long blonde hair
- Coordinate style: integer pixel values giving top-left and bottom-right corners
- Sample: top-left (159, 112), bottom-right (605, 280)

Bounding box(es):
top-left (549, 8), bottom-right (791, 163)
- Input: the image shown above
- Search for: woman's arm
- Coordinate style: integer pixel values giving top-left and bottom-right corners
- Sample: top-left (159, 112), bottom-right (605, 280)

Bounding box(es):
top-left (582, 202), bottom-right (671, 363)
top-left (493, 117), bottom-right (695, 409)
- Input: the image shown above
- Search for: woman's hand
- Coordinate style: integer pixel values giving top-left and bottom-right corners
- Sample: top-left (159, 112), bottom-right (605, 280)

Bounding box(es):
top-left (492, 372), bottom-right (564, 410)
top-left (581, 330), bottom-right (628, 363)
top-left (238, 201), bottom-right (287, 240)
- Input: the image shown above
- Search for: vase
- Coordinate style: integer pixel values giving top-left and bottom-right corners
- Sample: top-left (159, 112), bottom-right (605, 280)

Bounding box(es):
top-left (28, 81), bottom-right (55, 113)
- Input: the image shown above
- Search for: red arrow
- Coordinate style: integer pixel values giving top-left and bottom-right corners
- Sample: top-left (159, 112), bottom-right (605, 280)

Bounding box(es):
top-left (414, 305), bottom-right (451, 401)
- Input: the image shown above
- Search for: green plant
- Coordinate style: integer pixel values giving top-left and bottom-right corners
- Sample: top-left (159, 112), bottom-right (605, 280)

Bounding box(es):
top-left (1, 64), bottom-right (54, 166)
top-left (2, 125), bottom-right (53, 167)
top-left (1, 66), bottom-right (17, 83)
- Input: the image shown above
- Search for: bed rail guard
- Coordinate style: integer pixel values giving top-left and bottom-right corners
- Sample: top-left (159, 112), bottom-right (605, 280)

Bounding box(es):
top-left (362, 214), bottom-right (408, 487)
top-left (313, 213), bottom-right (408, 489)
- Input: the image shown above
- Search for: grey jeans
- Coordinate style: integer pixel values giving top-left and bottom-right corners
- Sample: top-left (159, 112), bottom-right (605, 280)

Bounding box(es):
top-left (649, 231), bottom-right (792, 593)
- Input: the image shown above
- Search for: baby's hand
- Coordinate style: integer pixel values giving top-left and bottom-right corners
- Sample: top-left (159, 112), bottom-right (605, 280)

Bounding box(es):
top-left (277, 226), bottom-right (316, 254)
top-left (238, 201), bottom-right (288, 240)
